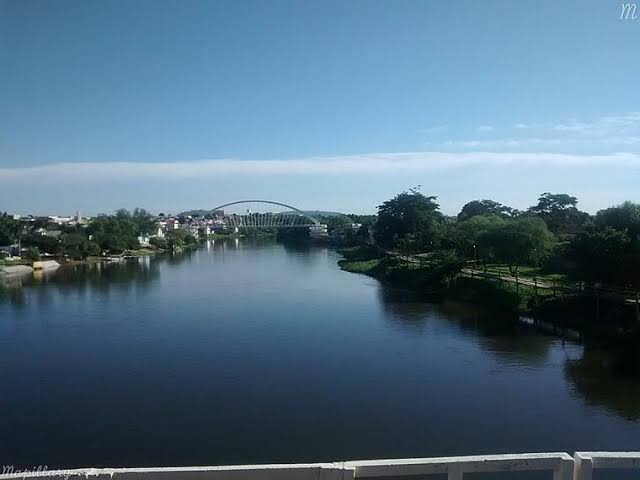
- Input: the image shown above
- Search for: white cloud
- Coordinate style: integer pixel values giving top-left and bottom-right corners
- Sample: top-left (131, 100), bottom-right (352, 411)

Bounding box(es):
top-left (552, 112), bottom-right (640, 136)
top-left (443, 136), bottom-right (640, 148)
top-left (477, 125), bottom-right (494, 132)
top-left (2, 151), bottom-right (639, 185)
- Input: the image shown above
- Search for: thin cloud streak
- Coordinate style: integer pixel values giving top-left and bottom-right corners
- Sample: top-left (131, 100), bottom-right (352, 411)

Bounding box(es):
top-left (443, 137), bottom-right (640, 148)
top-left (2, 151), bottom-right (640, 184)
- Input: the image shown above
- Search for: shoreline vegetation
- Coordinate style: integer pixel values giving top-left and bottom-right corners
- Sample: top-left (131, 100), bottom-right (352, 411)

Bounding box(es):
top-left (3, 189), bottom-right (640, 340)
top-left (333, 188), bottom-right (640, 346)
top-left (337, 245), bottom-right (640, 343)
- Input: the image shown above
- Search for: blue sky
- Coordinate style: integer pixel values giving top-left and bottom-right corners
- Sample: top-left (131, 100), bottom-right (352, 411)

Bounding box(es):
top-left (1, 0), bottom-right (639, 215)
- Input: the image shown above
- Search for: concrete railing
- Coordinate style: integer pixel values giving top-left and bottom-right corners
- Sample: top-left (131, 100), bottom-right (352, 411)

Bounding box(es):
top-left (1, 452), bottom-right (638, 480)
top-left (573, 452), bottom-right (640, 480)
top-left (346, 453), bottom-right (574, 480)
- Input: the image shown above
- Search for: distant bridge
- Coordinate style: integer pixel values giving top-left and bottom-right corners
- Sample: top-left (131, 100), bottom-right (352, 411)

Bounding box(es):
top-left (211, 200), bottom-right (322, 229)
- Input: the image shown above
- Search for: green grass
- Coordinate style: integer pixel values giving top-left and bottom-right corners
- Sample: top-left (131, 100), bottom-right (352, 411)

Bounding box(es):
top-left (126, 249), bottom-right (157, 256)
top-left (0, 259), bottom-right (30, 267)
top-left (337, 258), bottom-right (383, 274)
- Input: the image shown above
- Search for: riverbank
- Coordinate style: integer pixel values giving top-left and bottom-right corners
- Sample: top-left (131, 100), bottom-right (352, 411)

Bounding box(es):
top-left (338, 246), bottom-right (640, 339)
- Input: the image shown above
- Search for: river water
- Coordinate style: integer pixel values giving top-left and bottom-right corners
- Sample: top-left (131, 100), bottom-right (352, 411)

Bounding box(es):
top-left (1, 240), bottom-right (639, 469)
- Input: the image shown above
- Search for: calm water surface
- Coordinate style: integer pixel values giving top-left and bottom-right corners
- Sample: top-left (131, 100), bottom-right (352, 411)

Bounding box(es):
top-left (1, 240), bottom-right (639, 468)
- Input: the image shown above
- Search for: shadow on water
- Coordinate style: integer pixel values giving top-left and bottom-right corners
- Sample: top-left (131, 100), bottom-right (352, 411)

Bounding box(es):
top-left (565, 346), bottom-right (640, 421)
top-left (0, 255), bottom-right (168, 307)
top-left (377, 283), bottom-right (640, 420)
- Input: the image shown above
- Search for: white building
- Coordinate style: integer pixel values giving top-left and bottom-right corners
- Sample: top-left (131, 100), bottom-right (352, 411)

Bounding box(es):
top-left (309, 224), bottom-right (328, 238)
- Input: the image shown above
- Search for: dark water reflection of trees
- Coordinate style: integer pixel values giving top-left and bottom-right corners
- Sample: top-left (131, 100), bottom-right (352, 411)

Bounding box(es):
top-left (565, 347), bottom-right (640, 421)
top-left (0, 256), bottom-right (168, 306)
top-left (377, 284), bottom-right (640, 421)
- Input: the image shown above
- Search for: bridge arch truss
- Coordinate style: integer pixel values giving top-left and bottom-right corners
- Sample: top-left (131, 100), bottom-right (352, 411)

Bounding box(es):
top-left (211, 200), bottom-right (321, 229)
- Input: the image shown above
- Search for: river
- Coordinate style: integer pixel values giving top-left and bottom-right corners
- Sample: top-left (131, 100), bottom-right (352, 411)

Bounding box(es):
top-left (1, 240), bottom-right (639, 469)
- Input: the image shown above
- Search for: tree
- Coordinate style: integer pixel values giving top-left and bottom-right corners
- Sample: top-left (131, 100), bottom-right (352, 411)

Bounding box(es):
top-left (61, 233), bottom-right (90, 259)
top-left (453, 214), bottom-right (509, 260)
top-left (570, 202), bottom-right (640, 287)
top-left (571, 225), bottom-right (633, 286)
top-left (528, 192), bottom-right (588, 234)
top-left (165, 229), bottom-right (197, 250)
top-left (149, 236), bottom-right (168, 250)
top-left (374, 189), bottom-right (443, 252)
top-left (21, 233), bottom-right (60, 254)
top-left (457, 200), bottom-right (513, 221)
top-left (88, 211), bottom-right (140, 254)
top-left (24, 247), bottom-right (41, 262)
top-left (132, 208), bottom-right (157, 236)
top-left (0, 212), bottom-right (21, 245)
top-left (595, 202), bottom-right (640, 248)
top-left (484, 217), bottom-right (555, 274)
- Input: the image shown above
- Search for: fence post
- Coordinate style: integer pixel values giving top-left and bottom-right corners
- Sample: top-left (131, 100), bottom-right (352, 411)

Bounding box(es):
top-left (636, 291), bottom-right (639, 324)
top-left (534, 276), bottom-right (538, 304)
top-left (573, 453), bottom-right (593, 480)
top-left (448, 465), bottom-right (464, 480)
top-left (554, 457), bottom-right (574, 480)
top-left (516, 273), bottom-right (519, 294)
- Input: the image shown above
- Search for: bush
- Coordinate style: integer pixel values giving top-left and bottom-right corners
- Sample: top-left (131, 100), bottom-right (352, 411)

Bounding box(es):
top-left (149, 237), bottom-right (168, 249)
top-left (25, 247), bottom-right (41, 262)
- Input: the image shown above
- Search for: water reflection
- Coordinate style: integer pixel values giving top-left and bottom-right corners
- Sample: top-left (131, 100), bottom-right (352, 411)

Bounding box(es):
top-left (565, 346), bottom-right (640, 421)
top-left (377, 283), bottom-right (640, 417)
top-left (1, 241), bottom-right (640, 468)
top-left (1, 258), bottom-right (161, 304)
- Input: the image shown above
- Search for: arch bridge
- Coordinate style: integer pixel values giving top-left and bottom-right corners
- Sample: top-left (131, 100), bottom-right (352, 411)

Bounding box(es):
top-left (211, 200), bottom-right (322, 229)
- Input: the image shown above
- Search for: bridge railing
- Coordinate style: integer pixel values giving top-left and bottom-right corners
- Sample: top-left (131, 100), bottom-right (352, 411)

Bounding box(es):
top-left (573, 452), bottom-right (640, 480)
top-left (0, 453), bottom-right (582, 480)
top-left (0, 463), bottom-right (348, 480)
top-left (6, 452), bottom-right (640, 480)
top-left (346, 453), bottom-right (574, 480)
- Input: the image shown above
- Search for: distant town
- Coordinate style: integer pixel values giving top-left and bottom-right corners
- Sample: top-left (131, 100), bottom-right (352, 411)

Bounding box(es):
top-left (0, 207), bottom-right (371, 264)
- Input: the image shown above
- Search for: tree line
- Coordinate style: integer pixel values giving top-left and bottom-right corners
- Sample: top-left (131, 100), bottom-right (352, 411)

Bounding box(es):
top-left (373, 189), bottom-right (640, 290)
top-left (0, 208), bottom-right (197, 260)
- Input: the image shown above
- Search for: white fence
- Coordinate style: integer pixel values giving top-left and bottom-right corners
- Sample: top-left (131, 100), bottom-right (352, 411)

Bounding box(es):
top-left (1, 452), bottom-right (638, 480)
top-left (573, 452), bottom-right (640, 480)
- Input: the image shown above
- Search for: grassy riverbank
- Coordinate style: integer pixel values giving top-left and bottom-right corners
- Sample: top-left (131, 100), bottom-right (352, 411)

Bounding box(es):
top-left (338, 246), bottom-right (639, 334)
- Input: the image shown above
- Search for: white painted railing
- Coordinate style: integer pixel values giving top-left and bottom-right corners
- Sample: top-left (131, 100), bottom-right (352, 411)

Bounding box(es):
top-left (573, 452), bottom-right (640, 480)
top-left (1, 452), bottom-right (638, 480)
top-left (0, 463), bottom-right (347, 480)
top-left (346, 453), bottom-right (574, 480)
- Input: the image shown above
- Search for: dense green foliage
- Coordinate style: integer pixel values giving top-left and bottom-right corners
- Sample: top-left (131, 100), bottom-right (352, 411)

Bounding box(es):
top-left (367, 190), bottom-right (640, 290)
top-left (571, 202), bottom-right (640, 288)
top-left (528, 192), bottom-right (589, 235)
top-left (457, 199), bottom-right (514, 221)
top-left (165, 229), bottom-right (198, 251)
top-left (374, 190), bottom-right (555, 275)
top-left (0, 213), bottom-right (21, 245)
top-left (24, 247), bottom-right (41, 262)
top-left (88, 208), bottom-right (155, 254)
top-left (374, 188), bottom-right (444, 252)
